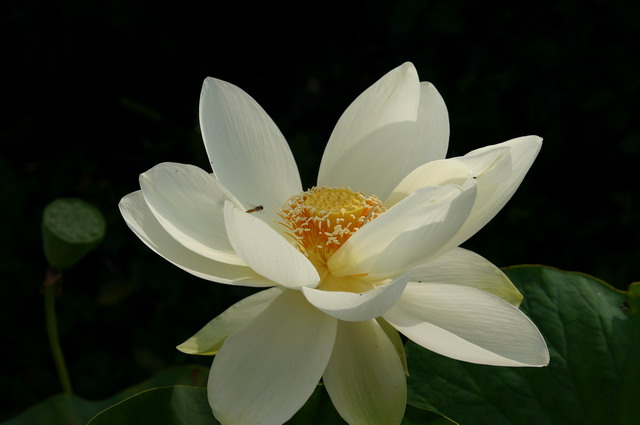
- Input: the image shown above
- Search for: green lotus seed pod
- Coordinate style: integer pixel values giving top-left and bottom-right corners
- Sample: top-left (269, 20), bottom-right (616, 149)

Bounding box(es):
top-left (42, 198), bottom-right (106, 270)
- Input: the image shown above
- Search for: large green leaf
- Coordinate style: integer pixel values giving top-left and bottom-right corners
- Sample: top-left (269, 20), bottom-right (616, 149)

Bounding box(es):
top-left (286, 384), bottom-right (346, 425)
top-left (402, 405), bottom-right (459, 425)
top-left (406, 265), bottom-right (639, 425)
top-left (87, 386), bottom-right (216, 425)
top-left (88, 383), bottom-right (457, 425)
top-left (289, 383), bottom-right (457, 425)
top-left (1, 365), bottom-right (208, 425)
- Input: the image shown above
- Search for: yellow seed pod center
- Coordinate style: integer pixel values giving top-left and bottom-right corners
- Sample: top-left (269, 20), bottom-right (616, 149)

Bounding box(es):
top-left (279, 187), bottom-right (385, 267)
top-left (304, 188), bottom-right (365, 218)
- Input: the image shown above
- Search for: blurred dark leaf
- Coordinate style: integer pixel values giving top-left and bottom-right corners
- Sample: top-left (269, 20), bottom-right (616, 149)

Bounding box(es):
top-left (1, 366), bottom-right (208, 425)
top-left (407, 266), bottom-right (639, 425)
top-left (87, 382), bottom-right (456, 425)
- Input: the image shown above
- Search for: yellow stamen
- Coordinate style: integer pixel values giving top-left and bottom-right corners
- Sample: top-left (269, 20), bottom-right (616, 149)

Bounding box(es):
top-left (279, 187), bottom-right (385, 269)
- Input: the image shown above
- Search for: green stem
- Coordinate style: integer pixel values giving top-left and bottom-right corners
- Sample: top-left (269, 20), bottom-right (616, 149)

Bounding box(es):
top-left (44, 269), bottom-right (73, 395)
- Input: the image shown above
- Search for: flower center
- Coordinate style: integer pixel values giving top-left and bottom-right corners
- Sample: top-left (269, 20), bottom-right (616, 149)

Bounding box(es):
top-left (279, 187), bottom-right (385, 270)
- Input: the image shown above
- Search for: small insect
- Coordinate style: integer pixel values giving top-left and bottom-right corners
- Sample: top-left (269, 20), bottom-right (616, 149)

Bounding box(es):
top-left (245, 205), bottom-right (264, 214)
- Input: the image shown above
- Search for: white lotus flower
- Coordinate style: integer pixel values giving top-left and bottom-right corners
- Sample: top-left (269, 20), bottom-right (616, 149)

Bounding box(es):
top-left (119, 62), bottom-right (549, 425)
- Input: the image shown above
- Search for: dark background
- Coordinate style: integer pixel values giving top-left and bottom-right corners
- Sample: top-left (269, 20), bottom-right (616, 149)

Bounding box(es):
top-left (2, 0), bottom-right (638, 420)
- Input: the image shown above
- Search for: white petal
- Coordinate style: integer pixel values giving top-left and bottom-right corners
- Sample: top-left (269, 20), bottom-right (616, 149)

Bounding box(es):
top-left (139, 162), bottom-right (245, 265)
top-left (302, 273), bottom-right (409, 321)
top-left (328, 181), bottom-right (477, 278)
top-left (409, 247), bottom-right (523, 306)
top-left (450, 136), bottom-right (542, 247)
top-left (323, 320), bottom-right (406, 425)
top-left (377, 317), bottom-right (409, 375)
top-left (208, 290), bottom-right (337, 425)
top-left (385, 146), bottom-right (510, 207)
top-left (318, 63), bottom-right (421, 195)
top-left (199, 77), bottom-right (302, 212)
top-left (384, 283), bottom-right (549, 366)
top-left (224, 202), bottom-right (320, 289)
top-left (414, 81), bottom-right (450, 162)
top-left (387, 136), bottom-right (542, 251)
top-left (119, 191), bottom-right (272, 287)
top-left (177, 287), bottom-right (282, 355)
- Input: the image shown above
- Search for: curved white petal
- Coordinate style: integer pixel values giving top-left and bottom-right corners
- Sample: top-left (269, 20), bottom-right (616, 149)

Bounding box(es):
top-left (139, 162), bottom-right (245, 266)
top-left (414, 81), bottom-right (450, 162)
top-left (318, 63), bottom-right (421, 193)
top-left (199, 77), bottom-right (302, 213)
top-left (385, 136), bottom-right (542, 248)
top-left (317, 69), bottom-right (448, 200)
top-left (119, 191), bottom-right (272, 287)
top-left (302, 273), bottom-right (410, 321)
top-left (224, 202), bottom-right (320, 289)
top-left (328, 181), bottom-right (477, 278)
top-left (377, 317), bottom-right (409, 375)
top-left (177, 287), bottom-right (283, 355)
top-left (208, 290), bottom-right (337, 425)
top-left (387, 136), bottom-right (542, 251)
top-left (386, 146), bottom-right (510, 207)
top-left (323, 320), bottom-right (406, 425)
top-left (450, 135), bottom-right (542, 247)
top-left (384, 283), bottom-right (549, 366)
top-left (317, 120), bottom-right (420, 199)
top-left (409, 247), bottom-right (523, 306)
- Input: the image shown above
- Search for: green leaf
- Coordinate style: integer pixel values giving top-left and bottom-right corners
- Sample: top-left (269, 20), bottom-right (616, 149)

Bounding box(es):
top-left (42, 198), bottom-right (106, 270)
top-left (88, 382), bottom-right (456, 425)
top-left (289, 384), bottom-right (457, 424)
top-left (402, 404), bottom-right (459, 425)
top-left (286, 384), bottom-right (346, 425)
top-left (87, 386), bottom-right (217, 425)
top-left (1, 365), bottom-right (208, 425)
top-left (406, 265), bottom-right (640, 425)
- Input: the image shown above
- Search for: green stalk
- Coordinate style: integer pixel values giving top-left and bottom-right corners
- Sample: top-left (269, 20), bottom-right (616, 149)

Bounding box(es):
top-left (44, 270), bottom-right (73, 394)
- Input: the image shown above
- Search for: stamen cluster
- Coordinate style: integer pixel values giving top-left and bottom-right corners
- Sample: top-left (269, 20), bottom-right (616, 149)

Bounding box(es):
top-left (279, 187), bottom-right (386, 265)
